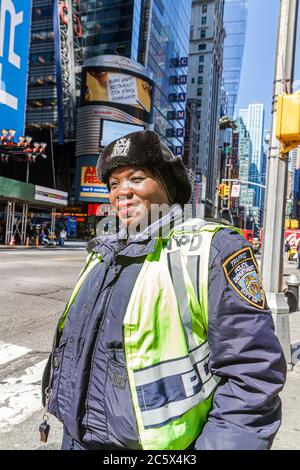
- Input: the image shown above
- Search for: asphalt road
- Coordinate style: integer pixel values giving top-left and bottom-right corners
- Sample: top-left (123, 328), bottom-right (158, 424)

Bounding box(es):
top-left (0, 248), bottom-right (86, 450)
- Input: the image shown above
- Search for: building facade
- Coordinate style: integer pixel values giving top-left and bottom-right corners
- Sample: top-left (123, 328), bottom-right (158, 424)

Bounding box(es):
top-left (187, 0), bottom-right (225, 217)
top-left (234, 116), bottom-right (255, 214)
top-left (222, 0), bottom-right (248, 118)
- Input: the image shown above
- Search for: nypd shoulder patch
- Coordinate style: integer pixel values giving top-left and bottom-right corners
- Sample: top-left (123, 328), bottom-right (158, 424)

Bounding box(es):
top-left (222, 247), bottom-right (266, 310)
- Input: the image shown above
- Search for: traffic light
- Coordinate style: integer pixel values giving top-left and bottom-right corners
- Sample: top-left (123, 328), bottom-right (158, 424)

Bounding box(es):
top-left (218, 184), bottom-right (225, 198)
top-left (276, 92), bottom-right (300, 154)
top-left (223, 185), bottom-right (230, 197)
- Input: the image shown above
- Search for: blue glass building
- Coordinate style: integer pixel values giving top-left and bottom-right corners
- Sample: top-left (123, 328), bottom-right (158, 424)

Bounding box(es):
top-left (222, 0), bottom-right (248, 118)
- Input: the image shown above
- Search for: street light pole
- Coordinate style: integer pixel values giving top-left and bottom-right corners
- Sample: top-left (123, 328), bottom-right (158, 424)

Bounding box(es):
top-left (261, 0), bottom-right (299, 366)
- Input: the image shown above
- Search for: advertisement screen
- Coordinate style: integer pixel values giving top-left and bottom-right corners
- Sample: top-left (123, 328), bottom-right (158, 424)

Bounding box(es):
top-left (0, 0), bottom-right (32, 138)
top-left (80, 166), bottom-right (109, 200)
top-left (83, 69), bottom-right (152, 113)
top-left (100, 120), bottom-right (144, 147)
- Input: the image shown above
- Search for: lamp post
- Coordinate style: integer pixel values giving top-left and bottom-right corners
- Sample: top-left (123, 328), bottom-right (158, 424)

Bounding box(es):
top-left (0, 129), bottom-right (47, 183)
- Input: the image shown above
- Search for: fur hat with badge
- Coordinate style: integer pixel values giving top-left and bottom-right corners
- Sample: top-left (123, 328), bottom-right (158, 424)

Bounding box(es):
top-left (96, 130), bottom-right (192, 205)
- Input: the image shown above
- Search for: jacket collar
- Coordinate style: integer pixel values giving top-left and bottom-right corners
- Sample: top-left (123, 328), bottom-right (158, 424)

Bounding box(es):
top-left (87, 205), bottom-right (184, 256)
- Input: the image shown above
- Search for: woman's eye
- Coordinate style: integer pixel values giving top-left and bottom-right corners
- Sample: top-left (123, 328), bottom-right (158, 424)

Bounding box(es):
top-left (110, 182), bottom-right (118, 188)
top-left (132, 177), bottom-right (144, 182)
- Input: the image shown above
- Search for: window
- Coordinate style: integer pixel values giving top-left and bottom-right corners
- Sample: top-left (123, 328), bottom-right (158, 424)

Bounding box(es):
top-left (199, 55), bottom-right (204, 63)
top-left (199, 65), bottom-right (204, 73)
top-left (201, 17), bottom-right (207, 25)
top-left (202, 4), bottom-right (207, 13)
top-left (197, 88), bottom-right (202, 96)
top-left (197, 99), bottom-right (202, 107)
top-left (198, 77), bottom-right (203, 85)
top-left (198, 44), bottom-right (206, 51)
top-left (200, 29), bottom-right (206, 39)
top-left (191, 78), bottom-right (195, 84)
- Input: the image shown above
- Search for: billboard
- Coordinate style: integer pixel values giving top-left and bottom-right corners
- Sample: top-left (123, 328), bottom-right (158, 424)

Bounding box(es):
top-left (35, 185), bottom-right (68, 206)
top-left (80, 166), bottom-right (109, 201)
top-left (100, 120), bottom-right (144, 147)
top-left (84, 70), bottom-right (152, 113)
top-left (0, 0), bottom-right (32, 138)
top-left (81, 61), bottom-right (154, 125)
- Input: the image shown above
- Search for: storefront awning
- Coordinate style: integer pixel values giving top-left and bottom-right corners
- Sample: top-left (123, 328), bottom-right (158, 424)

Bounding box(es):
top-left (0, 177), bottom-right (68, 207)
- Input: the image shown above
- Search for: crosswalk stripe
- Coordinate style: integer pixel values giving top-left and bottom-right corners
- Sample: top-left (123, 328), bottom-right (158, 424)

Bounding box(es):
top-left (0, 359), bottom-right (47, 432)
top-left (0, 341), bottom-right (31, 366)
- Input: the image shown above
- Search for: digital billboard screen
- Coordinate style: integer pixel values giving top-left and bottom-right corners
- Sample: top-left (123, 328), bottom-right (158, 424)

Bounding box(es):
top-left (0, 0), bottom-right (32, 138)
top-left (81, 66), bottom-right (154, 123)
top-left (100, 120), bottom-right (144, 147)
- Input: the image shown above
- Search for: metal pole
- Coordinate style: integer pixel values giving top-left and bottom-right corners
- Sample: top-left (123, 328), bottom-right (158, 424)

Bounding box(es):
top-left (261, 0), bottom-right (299, 367)
top-left (50, 128), bottom-right (56, 189)
top-left (26, 160), bottom-right (30, 184)
top-left (5, 201), bottom-right (11, 245)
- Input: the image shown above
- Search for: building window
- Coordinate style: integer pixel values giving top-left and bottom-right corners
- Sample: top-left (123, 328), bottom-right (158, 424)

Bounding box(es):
top-left (199, 55), bottom-right (204, 63)
top-left (191, 78), bottom-right (195, 84)
top-left (197, 99), bottom-right (202, 107)
top-left (200, 29), bottom-right (206, 39)
top-left (197, 88), bottom-right (202, 96)
top-left (198, 65), bottom-right (204, 73)
top-left (198, 77), bottom-right (203, 85)
top-left (198, 44), bottom-right (206, 51)
top-left (202, 4), bottom-right (207, 13)
top-left (201, 16), bottom-right (207, 25)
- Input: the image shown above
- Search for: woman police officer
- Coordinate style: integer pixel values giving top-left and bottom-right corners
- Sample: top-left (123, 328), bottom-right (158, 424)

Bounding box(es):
top-left (42, 130), bottom-right (286, 450)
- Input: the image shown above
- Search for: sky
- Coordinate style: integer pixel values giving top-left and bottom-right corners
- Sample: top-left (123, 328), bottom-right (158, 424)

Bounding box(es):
top-left (237, 0), bottom-right (300, 131)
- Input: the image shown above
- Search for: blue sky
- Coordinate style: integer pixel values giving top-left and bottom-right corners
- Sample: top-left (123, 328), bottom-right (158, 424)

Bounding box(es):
top-left (237, 0), bottom-right (300, 131)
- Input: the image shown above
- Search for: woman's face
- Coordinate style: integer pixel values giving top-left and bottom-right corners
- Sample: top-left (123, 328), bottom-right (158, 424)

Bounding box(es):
top-left (109, 166), bottom-right (170, 227)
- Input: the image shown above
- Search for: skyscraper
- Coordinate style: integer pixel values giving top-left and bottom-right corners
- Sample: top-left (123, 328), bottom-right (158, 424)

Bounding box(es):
top-left (235, 116), bottom-right (255, 212)
top-left (187, 0), bottom-right (225, 217)
top-left (239, 103), bottom-right (264, 204)
top-left (222, 0), bottom-right (248, 118)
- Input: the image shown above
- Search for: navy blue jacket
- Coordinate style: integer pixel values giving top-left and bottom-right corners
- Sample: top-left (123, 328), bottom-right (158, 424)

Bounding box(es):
top-left (46, 215), bottom-right (286, 450)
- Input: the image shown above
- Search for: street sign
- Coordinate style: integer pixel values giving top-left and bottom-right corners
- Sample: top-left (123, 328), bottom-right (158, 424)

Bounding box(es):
top-left (0, 0), bottom-right (32, 138)
top-left (231, 184), bottom-right (241, 198)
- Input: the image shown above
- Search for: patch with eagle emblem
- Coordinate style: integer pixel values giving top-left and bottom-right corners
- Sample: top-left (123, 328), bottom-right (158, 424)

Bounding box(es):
top-left (222, 247), bottom-right (266, 310)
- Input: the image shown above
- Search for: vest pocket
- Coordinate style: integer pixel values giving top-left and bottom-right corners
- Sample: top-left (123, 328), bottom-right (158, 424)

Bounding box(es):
top-left (104, 348), bottom-right (139, 448)
top-left (48, 339), bottom-right (67, 421)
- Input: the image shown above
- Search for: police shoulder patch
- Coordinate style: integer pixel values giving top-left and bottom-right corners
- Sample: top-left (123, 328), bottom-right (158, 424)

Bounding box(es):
top-left (222, 246), bottom-right (266, 310)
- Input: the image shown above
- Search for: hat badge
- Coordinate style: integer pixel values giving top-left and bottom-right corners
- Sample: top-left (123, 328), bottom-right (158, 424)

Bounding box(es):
top-left (111, 137), bottom-right (131, 158)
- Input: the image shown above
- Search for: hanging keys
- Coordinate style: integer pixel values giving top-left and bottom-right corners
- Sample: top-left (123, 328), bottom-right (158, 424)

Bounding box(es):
top-left (39, 420), bottom-right (50, 443)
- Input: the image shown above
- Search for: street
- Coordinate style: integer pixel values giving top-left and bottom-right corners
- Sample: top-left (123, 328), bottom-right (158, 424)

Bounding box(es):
top-left (0, 247), bottom-right (86, 450)
top-left (0, 248), bottom-right (300, 450)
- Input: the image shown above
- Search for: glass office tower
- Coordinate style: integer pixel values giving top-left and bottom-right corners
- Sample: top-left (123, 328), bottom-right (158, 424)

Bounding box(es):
top-left (26, 0), bottom-right (58, 132)
top-left (222, 0), bottom-right (248, 118)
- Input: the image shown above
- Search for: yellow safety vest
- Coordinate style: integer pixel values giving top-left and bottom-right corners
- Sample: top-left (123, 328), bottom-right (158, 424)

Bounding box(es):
top-left (57, 219), bottom-right (234, 450)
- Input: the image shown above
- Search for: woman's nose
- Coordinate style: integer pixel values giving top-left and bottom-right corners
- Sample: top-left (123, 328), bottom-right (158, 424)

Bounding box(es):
top-left (117, 180), bottom-right (134, 198)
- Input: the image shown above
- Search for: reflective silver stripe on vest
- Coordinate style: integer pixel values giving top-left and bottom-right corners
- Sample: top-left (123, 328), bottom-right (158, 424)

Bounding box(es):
top-left (167, 250), bottom-right (199, 351)
top-left (133, 341), bottom-right (220, 428)
top-left (140, 375), bottom-right (219, 428)
top-left (134, 340), bottom-right (210, 386)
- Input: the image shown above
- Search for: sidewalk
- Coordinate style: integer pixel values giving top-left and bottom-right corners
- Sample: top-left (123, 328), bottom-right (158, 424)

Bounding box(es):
top-left (272, 260), bottom-right (300, 450)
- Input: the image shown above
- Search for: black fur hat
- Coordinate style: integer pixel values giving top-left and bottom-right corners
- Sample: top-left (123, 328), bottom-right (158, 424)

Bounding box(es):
top-left (96, 130), bottom-right (192, 205)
